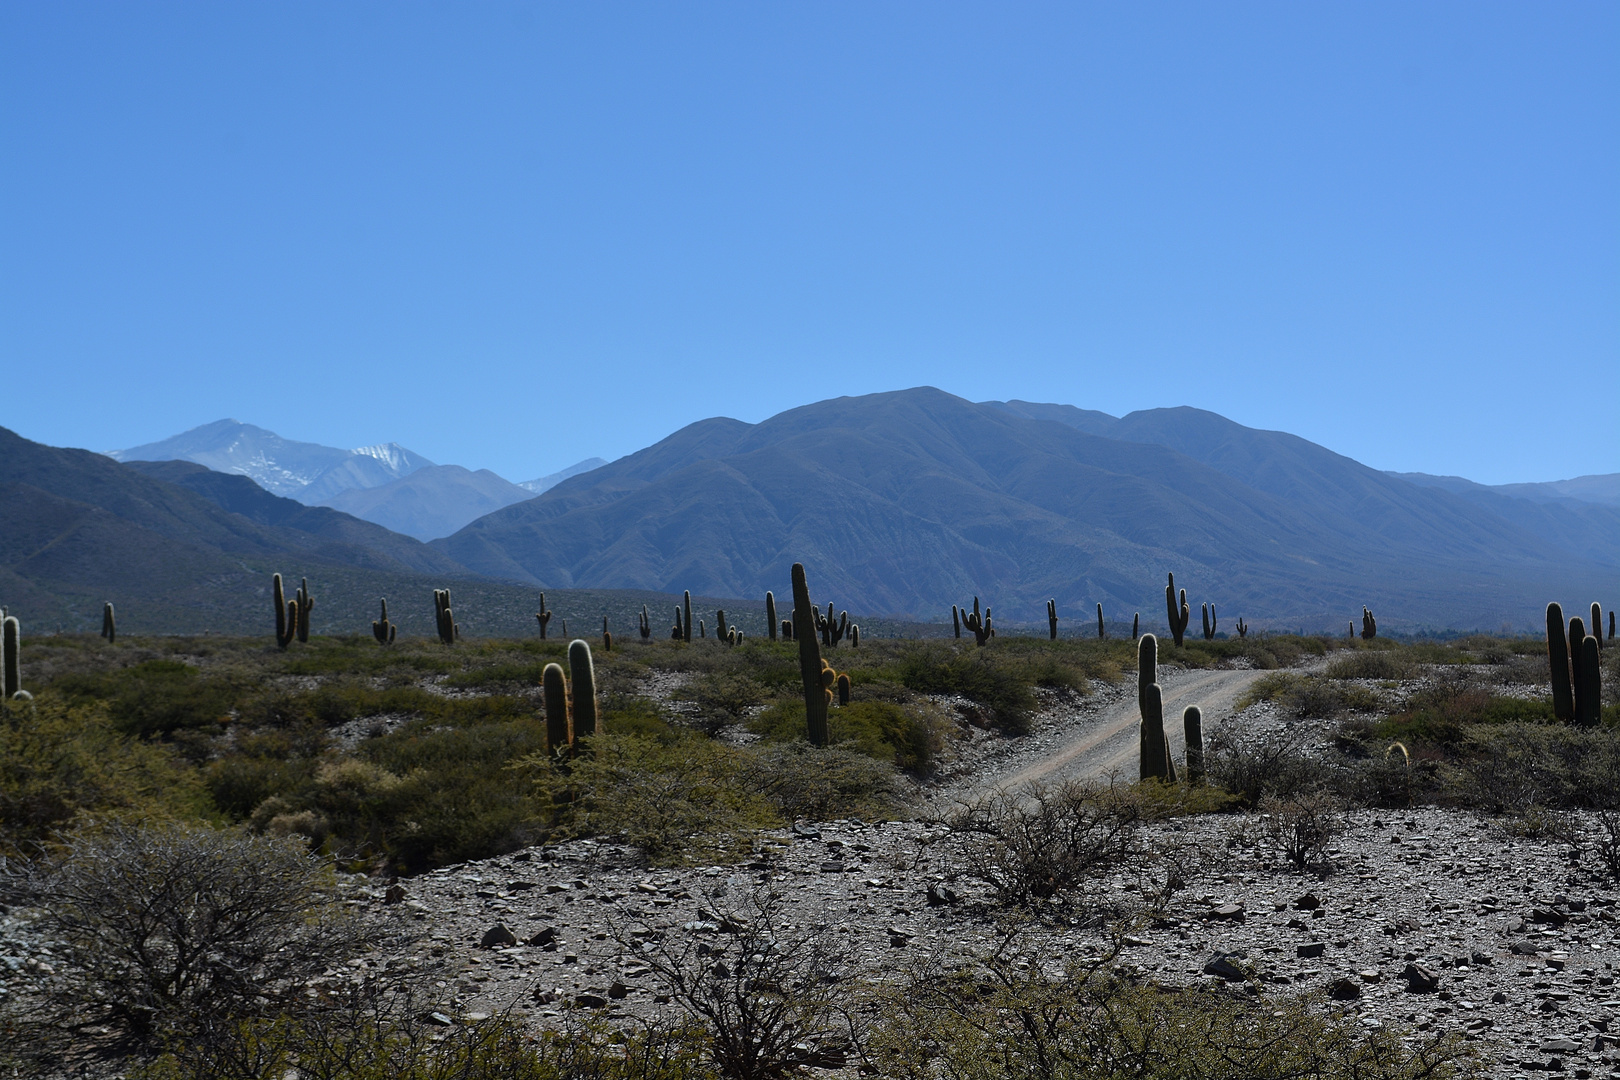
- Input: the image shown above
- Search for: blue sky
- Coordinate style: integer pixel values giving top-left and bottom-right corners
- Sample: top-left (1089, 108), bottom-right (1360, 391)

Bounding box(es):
top-left (3, 2), bottom-right (1615, 485)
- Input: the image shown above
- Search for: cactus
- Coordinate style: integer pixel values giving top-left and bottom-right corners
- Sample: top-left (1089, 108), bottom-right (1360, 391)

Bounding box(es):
top-left (1138, 634), bottom-right (1174, 781)
top-left (836, 671), bottom-right (851, 706)
top-left (716, 610), bottom-right (727, 642)
top-left (434, 589), bottom-right (458, 645)
top-left (683, 591), bottom-right (692, 644)
top-left (952, 605), bottom-right (961, 639)
top-left (1199, 603), bottom-right (1215, 640)
top-left (1183, 705), bottom-right (1204, 783)
top-left (791, 564), bottom-right (829, 747)
top-left (372, 598), bottom-right (396, 645)
top-left (100, 602), bottom-right (116, 644)
top-left (602, 616), bottom-right (612, 652)
top-left (294, 578), bottom-right (313, 643)
top-left (542, 662), bottom-right (570, 752)
top-left (672, 606), bottom-right (684, 640)
top-left (1548, 602), bottom-right (1574, 721)
top-left (2, 616), bottom-right (19, 700)
top-left (1234, 616), bottom-right (1248, 639)
top-left (1595, 603), bottom-right (1605, 652)
top-left (699, 619), bottom-right (706, 639)
top-left (1576, 633), bottom-right (1602, 727)
top-left (1360, 607), bottom-right (1377, 640)
top-left (1569, 615), bottom-right (1588, 713)
top-left (766, 592), bottom-right (778, 642)
top-left (272, 573), bottom-right (296, 649)
top-left (781, 619), bottom-right (793, 641)
top-left (1611, 609), bottom-right (1616, 642)
top-left (639, 606), bottom-right (651, 641)
top-left (961, 597), bottom-right (992, 647)
top-left (1097, 602), bottom-right (1105, 640)
top-left (535, 594), bottom-right (552, 638)
top-left (1047, 599), bottom-right (1058, 641)
top-left (569, 639), bottom-right (598, 740)
top-left (1165, 574), bottom-right (1190, 647)
top-left (850, 624), bottom-right (859, 648)
top-left (815, 604), bottom-right (849, 648)
top-left (1132, 613), bottom-right (1139, 641)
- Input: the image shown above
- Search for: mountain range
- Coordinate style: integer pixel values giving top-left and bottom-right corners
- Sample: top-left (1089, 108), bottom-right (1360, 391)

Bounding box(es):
top-left (109, 420), bottom-right (602, 540)
top-left (8, 388), bottom-right (1616, 634)
top-left (433, 388), bottom-right (1618, 630)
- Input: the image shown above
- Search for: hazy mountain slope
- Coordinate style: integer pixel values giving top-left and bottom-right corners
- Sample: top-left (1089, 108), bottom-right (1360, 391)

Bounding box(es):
top-left (120, 459), bottom-right (468, 574)
top-left (318, 465), bottom-right (536, 541)
top-left (435, 388), bottom-right (1593, 627)
top-left (0, 426), bottom-right (485, 631)
top-left (1395, 471), bottom-right (1620, 509)
top-left (109, 419), bottom-right (433, 501)
top-left (520, 458), bottom-right (610, 494)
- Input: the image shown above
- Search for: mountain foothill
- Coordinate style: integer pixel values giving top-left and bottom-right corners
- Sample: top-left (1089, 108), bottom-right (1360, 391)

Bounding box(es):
top-left (2, 387), bottom-right (1614, 635)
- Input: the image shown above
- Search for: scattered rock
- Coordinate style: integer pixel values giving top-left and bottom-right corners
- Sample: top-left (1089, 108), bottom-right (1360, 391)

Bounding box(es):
top-left (1400, 963), bottom-right (1439, 994)
top-left (383, 883), bottom-right (407, 905)
top-left (1203, 952), bottom-right (1250, 982)
top-left (1294, 893), bottom-right (1321, 911)
top-left (1296, 942), bottom-right (1326, 959)
top-left (1328, 978), bottom-right (1361, 1001)
top-left (480, 924), bottom-right (518, 948)
top-left (1207, 903), bottom-right (1245, 922)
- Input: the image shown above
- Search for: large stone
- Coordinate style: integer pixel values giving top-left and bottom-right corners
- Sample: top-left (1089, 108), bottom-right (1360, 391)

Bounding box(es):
top-left (480, 924), bottom-right (518, 948)
top-left (1207, 903), bottom-right (1246, 922)
top-left (1296, 942), bottom-right (1327, 959)
top-left (1204, 952), bottom-right (1250, 982)
top-left (1400, 962), bottom-right (1439, 994)
top-left (1328, 978), bottom-right (1361, 1001)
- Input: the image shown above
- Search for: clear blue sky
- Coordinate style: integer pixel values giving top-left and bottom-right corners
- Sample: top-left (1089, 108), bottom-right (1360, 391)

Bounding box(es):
top-left (3, 2), bottom-right (1615, 485)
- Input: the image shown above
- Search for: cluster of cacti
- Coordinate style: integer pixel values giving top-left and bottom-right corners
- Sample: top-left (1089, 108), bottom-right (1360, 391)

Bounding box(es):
top-left (1361, 608), bottom-right (1377, 640)
top-left (1165, 573), bottom-right (1190, 647)
top-left (272, 574), bottom-right (313, 649)
top-left (765, 591), bottom-right (778, 641)
top-left (1046, 599), bottom-right (1058, 641)
top-left (791, 564), bottom-right (830, 747)
top-left (1548, 602), bottom-right (1604, 726)
top-left (372, 599), bottom-right (396, 644)
top-left (100, 602), bottom-right (116, 645)
top-left (2, 615), bottom-right (20, 701)
top-left (1137, 634), bottom-right (1176, 781)
top-left (602, 616), bottom-right (612, 651)
top-left (541, 639), bottom-right (600, 755)
top-left (535, 594), bottom-right (553, 639)
top-left (815, 604), bottom-right (850, 648)
top-left (960, 597), bottom-right (993, 646)
top-left (638, 606), bottom-right (651, 641)
top-left (1201, 603), bottom-right (1217, 640)
top-left (1234, 616), bottom-right (1248, 639)
top-left (433, 589), bottom-right (459, 645)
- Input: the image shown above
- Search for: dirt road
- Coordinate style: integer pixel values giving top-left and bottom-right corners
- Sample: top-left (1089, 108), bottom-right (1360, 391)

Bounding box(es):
top-left (977, 665), bottom-right (1269, 793)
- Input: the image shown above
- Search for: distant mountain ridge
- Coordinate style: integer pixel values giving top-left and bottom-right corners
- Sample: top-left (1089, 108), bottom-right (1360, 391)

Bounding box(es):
top-left (432, 388), bottom-right (1619, 630)
top-left (109, 420), bottom-right (433, 499)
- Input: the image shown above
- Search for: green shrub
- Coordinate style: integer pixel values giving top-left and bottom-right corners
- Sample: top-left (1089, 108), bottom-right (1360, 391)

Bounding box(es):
top-left (0, 698), bottom-right (209, 848)
top-left (1325, 650), bottom-right (1419, 680)
top-left (892, 645), bottom-right (1039, 733)
top-left (519, 733), bottom-right (778, 865)
top-left (748, 742), bottom-right (904, 821)
top-left (54, 659), bottom-right (244, 739)
top-left (748, 699), bottom-right (940, 772)
top-left (675, 672), bottom-right (768, 733)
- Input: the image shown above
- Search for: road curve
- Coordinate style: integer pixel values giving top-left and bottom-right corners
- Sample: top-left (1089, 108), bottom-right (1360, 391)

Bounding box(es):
top-left (979, 666), bottom-right (1269, 793)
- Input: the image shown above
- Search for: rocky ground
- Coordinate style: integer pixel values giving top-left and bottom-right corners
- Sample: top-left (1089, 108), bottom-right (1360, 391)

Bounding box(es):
top-left (3, 660), bottom-right (1616, 1078)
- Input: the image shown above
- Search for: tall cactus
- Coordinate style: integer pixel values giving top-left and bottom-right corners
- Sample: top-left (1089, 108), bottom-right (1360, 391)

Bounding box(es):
top-left (1202, 603), bottom-right (1217, 640)
top-left (542, 662), bottom-right (570, 752)
top-left (295, 578), bottom-right (314, 643)
top-left (1234, 617), bottom-right (1248, 639)
top-left (1361, 607), bottom-right (1377, 640)
top-left (273, 573), bottom-right (296, 649)
top-left (2, 616), bottom-right (19, 700)
top-left (1183, 705), bottom-right (1204, 784)
top-left (535, 593), bottom-right (553, 638)
top-left (1132, 613), bottom-right (1139, 641)
top-left (568, 639), bottom-right (598, 740)
top-left (716, 610), bottom-right (727, 643)
top-left (101, 602), bottom-right (116, 645)
top-left (765, 591), bottom-right (778, 642)
top-left (1165, 574), bottom-right (1190, 647)
top-left (602, 616), bottom-right (612, 651)
top-left (1043, 599), bottom-right (1056, 641)
top-left (373, 598), bottom-right (396, 644)
top-left (1594, 603), bottom-right (1605, 652)
top-left (1138, 634), bottom-right (1174, 781)
top-left (791, 563), bottom-right (829, 747)
top-left (961, 597), bottom-right (992, 647)
top-left (683, 591), bottom-right (692, 644)
top-left (638, 606), bottom-right (651, 641)
top-left (1096, 602), bottom-right (1105, 640)
top-left (672, 606), bottom-right (684, 640)
top-left (1576, 632), bottom-right (1602, 727)
top-left (1548, 602), bottom-right (1574, 721)
top-left (836, 671), bottom-right (851, 707)
top-left (952, 605), bottom-right (961, 639)
top-left (434, 589), bottom-right (458, 645)
top-left (850, 624), bottom-right (860, 648)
